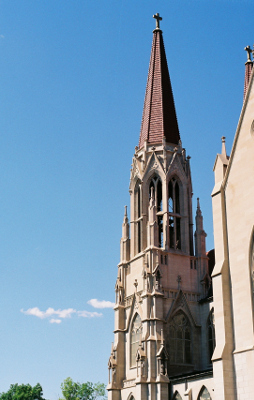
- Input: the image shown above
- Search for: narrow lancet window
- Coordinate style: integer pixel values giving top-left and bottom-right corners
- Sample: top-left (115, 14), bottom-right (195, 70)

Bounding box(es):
top-left (134, 181), bottom-right (142, 254)
top-left (168, 312), bottom-right (191, 364)
top-left (172, 392), bottom-right (183, 400)
top-left (157, 179), bottom-right (162, 212)
top-left (207, 309), bottom-right (215, 363)
top-left (130, 314), bottom-right (142, 367)
top-left (149, 175), bottom-right (163, 248)
top-left (168, 178), bottom-right (181, 249)
top-left (137, 185), bottom-right (141, 253)
top-left (198, 387), bottom-right (212, 400)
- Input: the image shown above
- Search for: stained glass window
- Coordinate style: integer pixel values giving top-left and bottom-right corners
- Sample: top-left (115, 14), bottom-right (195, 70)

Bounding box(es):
top-left (168, 312), bottom-right (191, 364)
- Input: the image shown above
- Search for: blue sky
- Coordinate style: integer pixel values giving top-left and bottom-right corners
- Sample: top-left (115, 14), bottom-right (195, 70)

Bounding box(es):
top-left (0, 0), bottom-right (253, 399)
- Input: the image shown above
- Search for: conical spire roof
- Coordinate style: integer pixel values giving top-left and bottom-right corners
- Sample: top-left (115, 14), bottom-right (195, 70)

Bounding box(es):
top-left (139, 20), bottom-right (180, 149)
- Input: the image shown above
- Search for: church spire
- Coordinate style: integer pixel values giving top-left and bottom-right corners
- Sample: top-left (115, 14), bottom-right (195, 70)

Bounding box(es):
top-left (139, 14), bottom-right (180, 149)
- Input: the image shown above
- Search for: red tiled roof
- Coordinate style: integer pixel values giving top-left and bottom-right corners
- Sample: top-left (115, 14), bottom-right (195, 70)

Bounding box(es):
top-left (243, 61), bottom-right (253, 101)
top-left (139, 29), bottom-right (180, 149)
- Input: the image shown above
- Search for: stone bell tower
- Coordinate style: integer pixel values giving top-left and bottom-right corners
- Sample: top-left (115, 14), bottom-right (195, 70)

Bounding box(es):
top-left (108, 14), bottom-right (211, 400)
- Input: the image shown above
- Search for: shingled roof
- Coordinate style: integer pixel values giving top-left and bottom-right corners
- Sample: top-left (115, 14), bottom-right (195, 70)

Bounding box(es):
top-left (139, 28), bottom-right (180, 149)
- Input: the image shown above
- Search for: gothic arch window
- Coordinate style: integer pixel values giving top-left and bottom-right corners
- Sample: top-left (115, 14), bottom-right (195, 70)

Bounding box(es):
top-left (149, 175), bottom-right (163, 247)
top-left (130, 314), bottom-right (142, 367)
top-left (207, 308), bottom-right (215, 363)
top-left (168, 311), bottom-right (191, 364)
top-left (172, 391), bottom-right (183, 400)
top-left (168, 177), bottom-right (181, 249)
top-left (198, 386), bottom-right (212, 400)
top-left (134, 180), bottom-right (142, 254)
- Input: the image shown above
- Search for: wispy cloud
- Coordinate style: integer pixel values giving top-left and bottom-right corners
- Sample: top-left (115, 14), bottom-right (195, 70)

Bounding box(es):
top-left (21, 307), bottom-right (76, 319)
top-left (87, 298), bottom-right (115, 309)
top-left (78, 310), bottom-right (103, 318)
top-left (50, 318), bottom-right (62, 324)
top-left (21, 306), bottom-right (102, 323)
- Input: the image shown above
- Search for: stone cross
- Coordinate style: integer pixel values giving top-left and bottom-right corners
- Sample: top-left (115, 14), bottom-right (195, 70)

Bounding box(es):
top-left (244, 45), bottom-right (252, 62)
top-left (153, 13), bottom-right (162, 30)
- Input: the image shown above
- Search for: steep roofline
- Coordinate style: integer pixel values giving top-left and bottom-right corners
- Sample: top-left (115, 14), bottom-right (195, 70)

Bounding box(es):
top-left (139, 24), bottom-right (180, 149)
top-left (221, 65), bottom-right (254, 189)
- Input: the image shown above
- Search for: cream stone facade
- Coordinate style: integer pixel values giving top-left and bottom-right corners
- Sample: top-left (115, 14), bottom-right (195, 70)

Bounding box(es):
top-left (107, 14), bottom-right (254, 400)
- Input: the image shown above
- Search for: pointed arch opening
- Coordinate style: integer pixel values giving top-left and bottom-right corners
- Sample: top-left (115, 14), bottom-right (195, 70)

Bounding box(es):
top-left (149, 175), bottom-right (163, 248)
top-left (168, 177), bottom-right (181, 250)
top-left (198, 386), bottom-right (212, 400)
top-left (130, 313), bottom-right (142, 367)
top-left (134, 180), bottom-right (142, 254)
top-left (168, 311), bottom-right (191, 365)
top-left (172, 391), bottom-right (183, 400)
top-left (207, 308), bottom-right (215, 363)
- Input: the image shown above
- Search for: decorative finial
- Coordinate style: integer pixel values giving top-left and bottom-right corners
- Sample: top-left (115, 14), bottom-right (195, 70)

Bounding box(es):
top-left (177, 275), bottom-right (181, 289)
top-left (197, 197), bottom-right (200, 209)
top-left (221, 136), bottom-right (227, 157)
top-left (124, 205), bottom-right (127, 217)
top-left (245, 46), bottom-right (252, 63)
top-left (153, 13), bottom-right (162, 30)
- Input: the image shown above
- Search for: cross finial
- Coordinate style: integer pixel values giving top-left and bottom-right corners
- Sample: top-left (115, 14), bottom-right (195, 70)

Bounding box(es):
top-left (153, 13), bottom-right (162, 30)
top-left (244, 45), bottom-right (252, 63)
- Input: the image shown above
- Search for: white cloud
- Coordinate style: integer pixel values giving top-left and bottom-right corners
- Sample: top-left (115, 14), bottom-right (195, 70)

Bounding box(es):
top-left (87, 298), bottom-right (115, 309)
top-left (57, 308), bottom-right (76, 318)
top-left (50, 318), bottom-right (62, 324)
top-left (21, 307), bottom-right (76, 319)
top-left (78, 310), bottom-right (103, 318)
top-left (21, 307), bottom-right (50, 319)
top-left (21, 306), bottom-right (102, 323)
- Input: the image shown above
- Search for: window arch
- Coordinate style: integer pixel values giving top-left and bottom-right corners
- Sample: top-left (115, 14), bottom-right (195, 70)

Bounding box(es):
top-left (149, 175), bottom-right (163, 247)
top-left (168, 177), bottom-right (181, 249)
top-left (130, 314), bottom-right (142, 367)
top-left (172, 391), bottom-right (183, 400)
top-left (168, 311), bottom-right (191, 364)
top-left (134, 180), bottom-right (142, 254)
top-left (198, 386), bottom-right (212, 400)
top-left (207, 308), bottom-right (215, 363)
